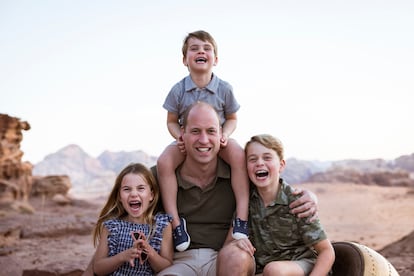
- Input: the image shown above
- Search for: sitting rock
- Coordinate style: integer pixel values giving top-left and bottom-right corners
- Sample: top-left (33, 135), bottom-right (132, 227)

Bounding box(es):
top-left (52, 193), bottom-right (72, 205)
top-left (31, 175), bottom-right (72, 198)
top-left (10, 200), bottom-right (35, 214)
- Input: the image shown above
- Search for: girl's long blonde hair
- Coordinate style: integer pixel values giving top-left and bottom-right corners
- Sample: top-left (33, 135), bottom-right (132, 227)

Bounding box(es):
top-left (92, 163), bottom-right (159, 247)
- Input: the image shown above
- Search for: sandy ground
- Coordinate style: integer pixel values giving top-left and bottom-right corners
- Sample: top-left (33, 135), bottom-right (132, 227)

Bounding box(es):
top-left (302, 183), bottom-right (414, 251)
top-left (1, 182), bottom-right (413, 275)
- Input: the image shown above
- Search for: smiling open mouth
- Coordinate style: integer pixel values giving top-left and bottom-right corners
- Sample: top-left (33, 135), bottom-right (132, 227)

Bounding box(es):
top-left (196, 57), bottom-right (207, 63)
top-left (129, 201), bottom-right (142, 209)
top-left (197, 147), bottom-right (211, 152)
top-left (256, 170), bottom-right (269, 178)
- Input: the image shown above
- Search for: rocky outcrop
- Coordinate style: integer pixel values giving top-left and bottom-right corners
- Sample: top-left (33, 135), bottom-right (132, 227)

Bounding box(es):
top-left (0, 115), bottom-right (94, 275)
top-left (282, 158), bottom-right (330, 184)
top-left (0, 114), bottom-right (32, 203)
top-left (31, 175), bottom-right (71, 197)
top-left (394, 153), bottom-right (414, 172)
top-left (380, 230), bottom-right (414, 275)
top-left (306, 167), bottom-right (414, 187)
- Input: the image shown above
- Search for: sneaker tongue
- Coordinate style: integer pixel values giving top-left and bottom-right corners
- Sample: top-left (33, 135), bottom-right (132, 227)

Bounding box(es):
top-left (232, 218), bottom-right (249, 239)
top-left (174, 217), bottom-right (191, 252)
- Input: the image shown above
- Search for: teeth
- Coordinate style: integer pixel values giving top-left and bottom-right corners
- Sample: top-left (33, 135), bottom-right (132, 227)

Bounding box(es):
top-left (198, 147), bottom-right (210, 152)
top-left (256, 170), bottom-right (268, 177)
top-left (129, 201), bottom-right (142, 209)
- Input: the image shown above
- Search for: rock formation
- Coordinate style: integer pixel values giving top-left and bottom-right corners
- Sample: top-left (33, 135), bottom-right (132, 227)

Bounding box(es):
top-left (1, 114), bottom-right (81, 275)
top-left (306, 167), bottom-right (414, 187)
top-left (0, 114), bottom-right (32, 203)
top-left (31, 175), bottom-right (71, 197)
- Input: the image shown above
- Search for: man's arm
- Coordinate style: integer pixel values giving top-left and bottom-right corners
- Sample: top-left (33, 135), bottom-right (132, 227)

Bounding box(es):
top-left (290, 188), bottom-right (318, 222)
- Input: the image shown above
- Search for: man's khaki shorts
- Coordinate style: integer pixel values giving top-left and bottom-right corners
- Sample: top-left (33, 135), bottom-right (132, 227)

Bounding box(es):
top-left (157, 248), bottom-right (217, 276)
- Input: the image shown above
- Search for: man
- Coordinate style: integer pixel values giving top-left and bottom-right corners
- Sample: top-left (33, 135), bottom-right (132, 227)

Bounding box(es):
top-left (83, 101), bottom-right (317, 275)
top-left (156, 101), bottom-right (253, 275)
top-left (156, 102), bottom-right (317, 276)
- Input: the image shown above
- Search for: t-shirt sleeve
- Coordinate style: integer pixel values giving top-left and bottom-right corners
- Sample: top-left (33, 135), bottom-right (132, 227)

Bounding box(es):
top-left (162, 83), bottom-right (182, 114)
top-left (222, 82), bottom-right (240, 115)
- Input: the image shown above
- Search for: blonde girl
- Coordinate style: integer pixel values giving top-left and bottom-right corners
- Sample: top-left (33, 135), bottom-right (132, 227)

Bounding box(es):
top-left (92, 163), bottom-right (173, 275)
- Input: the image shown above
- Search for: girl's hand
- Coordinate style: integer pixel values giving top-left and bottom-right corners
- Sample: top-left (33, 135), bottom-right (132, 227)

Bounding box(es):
top-left (122, 246), bottom-right (140, 267)
top-left (131, 231), bottom-right (152, 265)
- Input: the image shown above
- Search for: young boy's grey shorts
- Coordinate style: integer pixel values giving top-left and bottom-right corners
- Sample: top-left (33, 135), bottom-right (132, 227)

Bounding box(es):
top-left (156, 248), bottom-right (217, 276)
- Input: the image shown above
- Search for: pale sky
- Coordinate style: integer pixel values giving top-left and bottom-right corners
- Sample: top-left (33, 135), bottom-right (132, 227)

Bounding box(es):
top-left (1, 0), bottom-right (413, 163)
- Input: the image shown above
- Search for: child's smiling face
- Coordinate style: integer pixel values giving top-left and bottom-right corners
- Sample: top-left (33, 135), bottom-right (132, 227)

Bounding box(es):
top-left (246, 141), bottom-right (285, 189)
top-left (119, 173), bottom-right (154, 223)
top-left (183, 37), bottom-right (217, 72)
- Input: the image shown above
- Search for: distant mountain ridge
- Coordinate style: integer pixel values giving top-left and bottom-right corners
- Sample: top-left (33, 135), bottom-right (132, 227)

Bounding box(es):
top-left (33, 144), bottom-right (157, 197)
top-left (33, 144), bottom-right (414, 197)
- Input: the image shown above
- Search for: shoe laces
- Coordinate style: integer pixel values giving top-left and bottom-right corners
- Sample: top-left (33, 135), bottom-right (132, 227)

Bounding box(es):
top-left (235, 218), bottom-right (247, 229)
top-left (174, 225), bottom-right (183, 237)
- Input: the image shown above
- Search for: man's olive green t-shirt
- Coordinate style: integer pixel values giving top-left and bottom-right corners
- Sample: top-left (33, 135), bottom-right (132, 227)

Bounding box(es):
top-left (152, 158), bottom-right (236, 251)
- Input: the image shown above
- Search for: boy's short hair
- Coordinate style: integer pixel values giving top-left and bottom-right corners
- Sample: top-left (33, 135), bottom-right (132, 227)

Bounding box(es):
top-left (182, 30), bottom-right (218, 57)
top-left (245, 134), bottom-right (285, 160)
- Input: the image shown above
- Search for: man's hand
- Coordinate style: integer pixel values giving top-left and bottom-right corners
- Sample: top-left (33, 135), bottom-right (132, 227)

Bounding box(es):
top-left (232, 238), bottom-right (256, 257)
top-left (289, 187), bottom-right (318, 222)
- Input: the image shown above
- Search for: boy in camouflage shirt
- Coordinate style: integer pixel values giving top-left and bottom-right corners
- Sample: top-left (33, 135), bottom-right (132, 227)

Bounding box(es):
top-left (245, 134), bottom-right (335, 275)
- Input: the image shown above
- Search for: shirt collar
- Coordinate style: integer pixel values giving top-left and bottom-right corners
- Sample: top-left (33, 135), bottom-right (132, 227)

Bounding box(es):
top-left (184, 73), bottom-right (218, 94)
top-left (251, 178), bottom-right (289, 206)
top-left (177, 157), bottom-right (230, 190)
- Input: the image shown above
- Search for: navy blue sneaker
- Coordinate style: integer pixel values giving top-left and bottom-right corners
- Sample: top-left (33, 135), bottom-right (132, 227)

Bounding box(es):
top-left (173, 217), bottom-right (190, 252)
top-left (232, 217), bottom-right (248, 239)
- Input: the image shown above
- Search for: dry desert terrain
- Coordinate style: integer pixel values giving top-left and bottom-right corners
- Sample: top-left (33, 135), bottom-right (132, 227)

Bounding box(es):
top-left (1, 182), bottom-right (414, 275)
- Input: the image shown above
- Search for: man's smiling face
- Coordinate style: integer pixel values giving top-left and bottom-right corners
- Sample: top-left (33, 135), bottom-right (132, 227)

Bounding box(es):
top-left (182, 103), bottom-right (221, 164)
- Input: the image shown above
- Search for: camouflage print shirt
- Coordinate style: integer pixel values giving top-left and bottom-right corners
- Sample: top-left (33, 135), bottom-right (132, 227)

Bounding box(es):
top-left (249, 179), bottom-right (327, 271)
